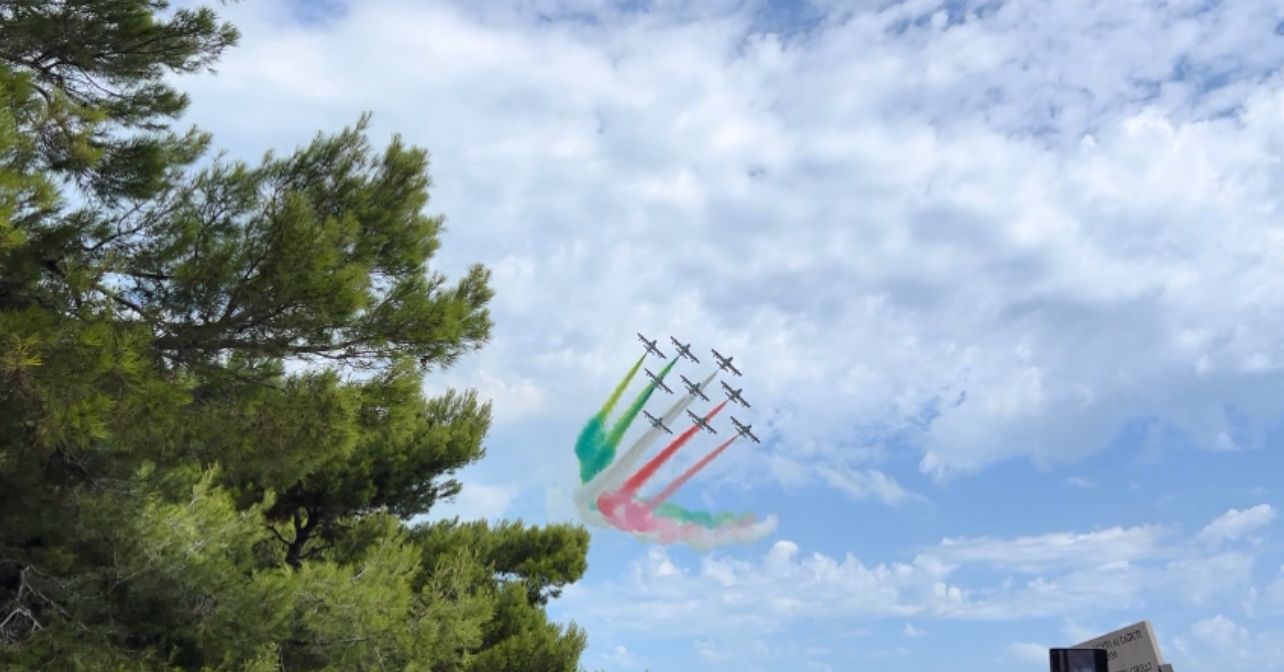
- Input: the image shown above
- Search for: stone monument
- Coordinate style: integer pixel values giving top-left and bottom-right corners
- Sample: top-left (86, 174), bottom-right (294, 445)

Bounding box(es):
top-left (1072, 620), bottom-right (1169, 672)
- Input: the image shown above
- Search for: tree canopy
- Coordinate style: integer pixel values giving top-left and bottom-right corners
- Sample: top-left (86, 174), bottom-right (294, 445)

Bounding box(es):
top-left (0, 1), bottom-right (592, 669)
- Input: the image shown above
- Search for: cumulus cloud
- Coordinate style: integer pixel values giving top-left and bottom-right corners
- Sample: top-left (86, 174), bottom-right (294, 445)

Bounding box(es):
top-left (1197, 504), bottom-right (1276, 547)
top-left (422, 481), bottom-right (520, 522)
top-left (1171, 615), bottom-right (1284, 671)
top-left (559, 507), bottom-right (1261, 641)
top-left (933, 526), bottom-right (1173, 572)
top-left (175, 0), bottom-right (1284, 502)
top-left (816, 466), bottom-right (926, 505)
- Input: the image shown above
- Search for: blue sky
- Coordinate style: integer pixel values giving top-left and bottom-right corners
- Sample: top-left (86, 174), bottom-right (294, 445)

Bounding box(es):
top-left (173, 0), bottom-right (1284, 669)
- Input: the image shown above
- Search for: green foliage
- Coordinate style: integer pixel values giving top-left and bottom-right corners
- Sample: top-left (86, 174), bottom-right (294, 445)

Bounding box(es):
top-left (413, 519), bottom-right (590, 605)
top-left (0, 1), bottom-right (592, 669)
top-left (465, 583), bottom-right (588, 672)
top-left (0, 0), bottom-right (237, 200)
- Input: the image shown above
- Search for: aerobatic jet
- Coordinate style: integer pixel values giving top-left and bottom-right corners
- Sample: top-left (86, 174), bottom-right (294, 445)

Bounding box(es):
top-left (645, 368), bottom-right (673, 394)
top-left (729, 416), bottom-right (760, 443)
top-left (711, 348), bottom-right (742, 376)
top-left (721, 381), bottom-right (751, 408)
top-left (680, 374), bottom-right (710, 401)
top-left (637, 333), bottom-right (666, 359)
top-left (669, 337), bottom-right (700, 363)
top-left (642, 410), bottom-right (673, 434)
top-left (686, 409), bottom-right (718, 434)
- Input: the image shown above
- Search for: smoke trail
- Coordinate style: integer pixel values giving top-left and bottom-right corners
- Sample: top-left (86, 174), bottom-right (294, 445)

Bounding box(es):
top-left (597, 491), bottom-right (778, 548)
top-left (604, 357), bottom-right (678, 448)
top-left (573, 418), bottom-right (608, 484)
top-left (581, 356), bottom-right (679, 483)
top-left (601, 354), bottom-right (645, 416)
top-left (645, 435), bottom-right (738, 510)
top-left (653, 502), bottom-right (742, 528)
top-left (573, 354), bottom-right (645, 483)
top-left (570, 349), bottom-right (776, 549)
top-left (584, 370), bottom-right (718, 495)
top-left (618, 399), bottom-right (728, 497)
top-left (572, 368), bottom-right (714, 526)
top-left (659, 513), bottom-right (780, 550)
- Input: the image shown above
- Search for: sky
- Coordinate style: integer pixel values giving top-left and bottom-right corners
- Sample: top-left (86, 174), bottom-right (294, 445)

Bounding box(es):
top-left (170, 0), bottom-right (1284, 669)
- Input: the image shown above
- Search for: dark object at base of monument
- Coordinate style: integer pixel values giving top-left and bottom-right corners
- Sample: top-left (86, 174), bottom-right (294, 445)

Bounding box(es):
top-left (1050, 648), bottom-right (1109, 672)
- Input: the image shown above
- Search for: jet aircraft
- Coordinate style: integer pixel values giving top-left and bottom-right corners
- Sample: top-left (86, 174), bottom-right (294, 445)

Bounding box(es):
top-left (645, 368), bottom-right (673, 394)
top-left (680, 374), bottom-right (710, 401)
top-left (637, 333), bottom-right (666, 359)
top-left (686, 409), bottom-right (717, 434)
top-left (711, 348), bottom-right (742, 376)
top-left (642, 410), bottom-right (673, 434)
top-left (669, 337), bottom-right (700, 363)
top-left (730, 416), bottom-right (760, 443)
top-left (721, 381), bottom-right (751, 408)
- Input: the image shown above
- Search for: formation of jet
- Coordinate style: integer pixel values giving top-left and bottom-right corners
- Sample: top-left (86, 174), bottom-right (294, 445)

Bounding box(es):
top-left (680, 374), bottom-right (710, 401)
top-left (686, 409), bottom-right (718, 434)
top-left (642, 410), bottom-right (673, 434)
top-left (645, 368), bottom-right (673, 394)
top-left (670, 337), bottom-right (700, 363)
top-left (637, 333), bottom-right (666, 359)
top-left (711, 349), bottom-right (742, 376)
top-left (721, 381), bottom-right (750, 408)
top-left (730, 416), bottom-right (760, 443)
top-left (635, 334), bottom-right (764, 445)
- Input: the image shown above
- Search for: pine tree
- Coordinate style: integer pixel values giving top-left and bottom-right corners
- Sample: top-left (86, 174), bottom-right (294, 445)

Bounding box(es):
top-left (0, 2), bottom-right (591, 669)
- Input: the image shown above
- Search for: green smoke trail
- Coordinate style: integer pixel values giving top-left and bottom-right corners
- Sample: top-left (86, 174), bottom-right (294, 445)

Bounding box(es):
top-left (654, 502), bottom-right (748, 529)
top-left (574, 417), bottom-right (608, 484)
top-left (575, 354), bottom-right (644, 483)
top-left (582, 357), bottom-right (678, 482)
top-left (574, 352), bottom-right (768, 542)
top-left (577, 356), bottom-right (677, 483)
top-left (605, 357), bottom-right (678, 448)
top-left (574, 367), bottom-right (714, 522)
top-left (585, 369), bottom-right (718, 495)
top-left (601, 354), bottom-right (644, 417)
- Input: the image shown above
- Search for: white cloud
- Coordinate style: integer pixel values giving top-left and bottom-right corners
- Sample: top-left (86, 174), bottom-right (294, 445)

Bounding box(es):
top-left (1198, 504), bottom-right (1276, 547)
top-left (903, 622), bottom-right (926, 637)
top-left (816, 466), bottom-right (926, 506)
top-left (470, 369), bottom-right (547, 424)
top-left (1191, 614), bottom-right (1250, 649)
top-left (560, 517), bottom-right (1261, 640)
top-left (176, 0), bottom-right (1284, 499)
top-left (1170, 615), bottom-right (1284, 671)
top-left (933, 526), bottom-right (1172, 572)
top-left (423, 481), bottom-right (520, 522)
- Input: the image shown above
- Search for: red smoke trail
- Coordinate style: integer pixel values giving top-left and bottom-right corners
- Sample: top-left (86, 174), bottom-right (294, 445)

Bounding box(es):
top-left (645, 434), bottom-right (738, 510)
top-left (617, 399), bottom-right (729, 497)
